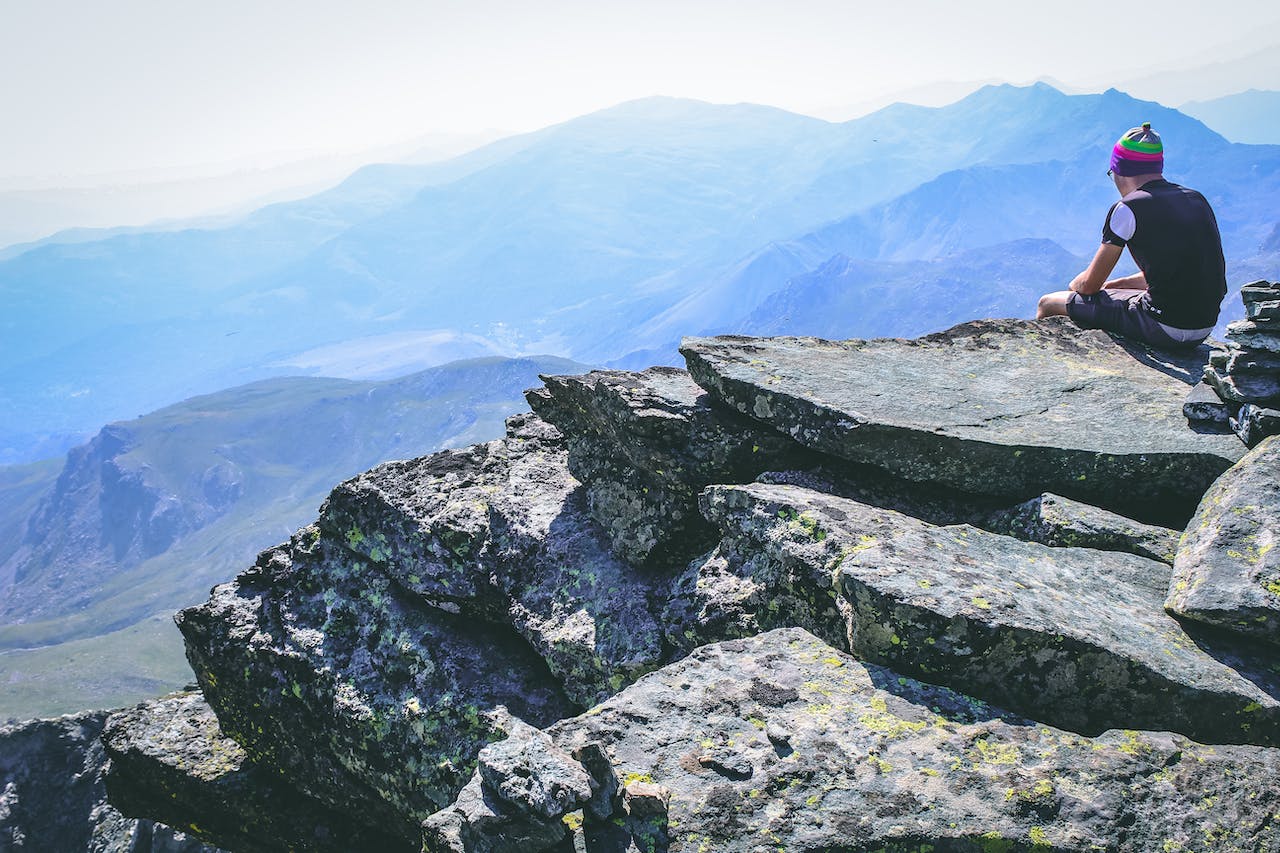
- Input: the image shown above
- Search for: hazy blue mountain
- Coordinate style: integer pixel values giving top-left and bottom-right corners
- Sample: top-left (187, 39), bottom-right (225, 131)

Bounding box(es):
top-left (619, 90), bottom-right (1279, 364)
top-left (0, 355), bottom-right (583, 719)
top-left (5, 84), bottom-right (1277, 463)
top-left (1114, 44), bottom-right (1280, 106)
top-left (737, 239), bottom-right (1090, 340)
top-left (1181, 90), bottom-right (1280, 145)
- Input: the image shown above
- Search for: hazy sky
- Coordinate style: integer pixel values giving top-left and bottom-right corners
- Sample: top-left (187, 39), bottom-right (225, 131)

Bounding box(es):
top-left (5, 0), bottom-right (1279, 181)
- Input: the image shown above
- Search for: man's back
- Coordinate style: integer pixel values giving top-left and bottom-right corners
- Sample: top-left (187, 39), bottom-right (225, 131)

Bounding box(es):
top-left (1110, 178), bottom-right (1226, 330)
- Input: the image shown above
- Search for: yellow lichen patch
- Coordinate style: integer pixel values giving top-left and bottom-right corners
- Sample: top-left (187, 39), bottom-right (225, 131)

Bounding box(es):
top-left (969, 737), bottom-right (1021, 766)
top-left (1116, 730), bottom-right (1151, 757)
top-left (859, 697), bottom-right (929, 739)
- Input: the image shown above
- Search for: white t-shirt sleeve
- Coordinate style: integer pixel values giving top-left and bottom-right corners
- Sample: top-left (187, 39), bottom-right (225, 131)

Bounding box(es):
top-left (1103, 201), bottom-right (1136, 245)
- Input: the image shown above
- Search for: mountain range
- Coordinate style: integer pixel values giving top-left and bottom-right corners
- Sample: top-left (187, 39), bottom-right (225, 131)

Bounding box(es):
top-left (6, 83), bottom-right (1280, 466)
top-left (0, 355), bottom-right (582, 720)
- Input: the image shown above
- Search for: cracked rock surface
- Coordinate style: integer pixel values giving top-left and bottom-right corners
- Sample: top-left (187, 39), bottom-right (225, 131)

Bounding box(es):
top-left (670, 482), bottom-right (1280, 745)
top-left (681, 318), bottom-right (1242, 525)
top-left (96, 320), bottom-right (1280, 852)
top-left (545, 628), bottom-right (1280, 853)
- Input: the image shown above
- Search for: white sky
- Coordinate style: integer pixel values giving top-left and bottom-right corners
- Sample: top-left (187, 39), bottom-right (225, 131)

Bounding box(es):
top-left (4, 0), bottom-right (1280, 181)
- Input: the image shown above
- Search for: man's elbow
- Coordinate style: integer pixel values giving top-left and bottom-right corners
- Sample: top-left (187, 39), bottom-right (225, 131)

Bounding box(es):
top-left (1070, 275), bottom-right (1104, 296)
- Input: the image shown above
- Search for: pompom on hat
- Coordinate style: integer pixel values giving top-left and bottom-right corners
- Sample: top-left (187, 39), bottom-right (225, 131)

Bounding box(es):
top-left (1110, 122), bottom-right (1164, 177)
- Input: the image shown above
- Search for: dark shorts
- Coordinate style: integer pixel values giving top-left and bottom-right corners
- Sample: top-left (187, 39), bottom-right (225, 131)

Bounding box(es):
top-left (1066, 291), bottom-right (1209, 348)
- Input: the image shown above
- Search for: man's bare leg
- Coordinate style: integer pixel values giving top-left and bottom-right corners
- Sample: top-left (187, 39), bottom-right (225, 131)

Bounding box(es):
top-left (1037, 290), bottom-right (1073, 319)
top-left (1037, 288), bottom-right (1146, 320)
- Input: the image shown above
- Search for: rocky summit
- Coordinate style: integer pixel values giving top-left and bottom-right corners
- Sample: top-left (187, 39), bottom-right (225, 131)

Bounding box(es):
top-left (96, 318), bottom-right (1280, 853)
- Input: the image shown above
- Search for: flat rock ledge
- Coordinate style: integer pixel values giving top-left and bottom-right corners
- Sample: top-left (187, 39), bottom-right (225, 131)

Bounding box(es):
top-left (681, 318), bottom-right (1243, 526)
top-left (671, 482), bottom-right (1280, 745)
top-left (527, 629), bottom-right (1280, 853)
top-left (1167, 435), bottom-right (1280, 643)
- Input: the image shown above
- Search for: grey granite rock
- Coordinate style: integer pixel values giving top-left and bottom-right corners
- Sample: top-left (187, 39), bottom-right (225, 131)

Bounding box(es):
top-left (1167, 436), bottom-right (1280, 643)
top-left (422, 717), bottom-right (600, 853)
top-left (668, 482), bottom-right (1280, 744)
top-left (476, 718), bottom-right (593, 820)
top-left (543, 628), bottom-right (1280, 853)
top-left (175, 523), bottom-right (576, 838)
top-left (102, 691), bottom-right (404, 853)
top-left (1227, 347), bottom-right (1280, 375)
top-left (1234, 403), bottom-right (1280, 447)
top-left (681, 318), bottom-right (1242, 526)
top-left (315, 413), bottom-right (668, 708)
top-left (0, 709), bottom-right (218, 853)
top-left (1248, 298), bottom-right (1280, 322)
top-left (982, 491), bottom-right (1181, 564)
top-left (420, 770), bottom-right (573, 853)
top-left (1204, 364), bottom-right (1280, 404)
top-left (1241, 280), bottom-right (1280, 307)
top-left (1226, 320), bottom-right (1280, 353)
top-left (1184, 379), bottom-right (1233, 424)
top-left (528, 367), bottom-right (815, 567)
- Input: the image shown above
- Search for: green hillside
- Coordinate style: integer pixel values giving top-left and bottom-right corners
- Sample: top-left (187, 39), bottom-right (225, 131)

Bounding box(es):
top-left (0, 355), bottom-right (584, 720)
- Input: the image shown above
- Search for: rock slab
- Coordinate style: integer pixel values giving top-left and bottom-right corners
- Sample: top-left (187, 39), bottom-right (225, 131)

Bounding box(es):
top-left (671, 482), bottom-right (1280, 745)
top-left (681, 318), bottom-right (1242, 526)
top-left (983, 491), bottom-right (1181, 564)
top-left (528, 367), bottom-right (814, 567)
top-left (1167, 435), bottom-right (1280, 643)
top-left (539, 628), bottom-right (1280, 853)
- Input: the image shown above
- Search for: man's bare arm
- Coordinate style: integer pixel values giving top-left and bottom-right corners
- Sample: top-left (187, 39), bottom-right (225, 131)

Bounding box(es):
top-left (1068, 243), bottom-right (1124, 295)
top-left (1102, 270), bottom-right (1148, 291)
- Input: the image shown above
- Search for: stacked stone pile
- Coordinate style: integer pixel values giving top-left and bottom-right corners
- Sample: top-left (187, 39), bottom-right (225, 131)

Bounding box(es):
top-left (1201, 279), bottom-right (1280, 445)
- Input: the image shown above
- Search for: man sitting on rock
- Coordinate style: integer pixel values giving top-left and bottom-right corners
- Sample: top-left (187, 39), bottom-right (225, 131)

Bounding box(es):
top-left (1037, 122), bottom-right (1227, 348)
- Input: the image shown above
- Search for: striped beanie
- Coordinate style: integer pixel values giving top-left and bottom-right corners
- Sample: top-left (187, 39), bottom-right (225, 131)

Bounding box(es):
top-left (1110, 122), bottom-right (1164, 177)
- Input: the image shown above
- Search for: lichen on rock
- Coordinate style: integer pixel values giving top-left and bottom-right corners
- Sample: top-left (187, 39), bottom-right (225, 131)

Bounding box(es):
top-left (1167, 434), bottom-right (1280, 643)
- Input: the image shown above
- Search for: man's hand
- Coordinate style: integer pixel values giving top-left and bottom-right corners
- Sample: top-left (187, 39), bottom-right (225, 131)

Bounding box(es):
top-left (1069, 243), bottom-right (1124, 296)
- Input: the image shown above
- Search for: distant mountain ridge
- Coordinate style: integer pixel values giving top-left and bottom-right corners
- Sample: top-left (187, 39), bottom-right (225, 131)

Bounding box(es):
top-left (3, 83), bottom-right (1277, 464)
top-left (1181, 89), bottom-right (1280, 145)
top-left (0, 355), bottom-right (584, 719)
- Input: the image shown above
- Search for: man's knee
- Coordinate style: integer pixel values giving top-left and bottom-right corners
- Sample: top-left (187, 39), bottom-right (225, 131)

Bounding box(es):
top-left (1037, 291), bottom-right (1071, 319)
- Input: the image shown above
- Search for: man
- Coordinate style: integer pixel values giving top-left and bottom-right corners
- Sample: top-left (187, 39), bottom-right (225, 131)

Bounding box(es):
top-left (1037, 122), bottom-right (1227, 348)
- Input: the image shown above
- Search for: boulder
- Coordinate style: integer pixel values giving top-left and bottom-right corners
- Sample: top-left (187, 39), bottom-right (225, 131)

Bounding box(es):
top-left (982, 491), bottom-right (1181, 564)
top-left (681, 318), bottom-right (1242, 526)
top-left (315, 412), bottom-right (668, 708)
top-left (1203, 364), bottom-right (1280, 405)
top-left (422, 717), bottom-right (598, 853)
top-left (1166, 435), bottom-right (1280, 643)
top-left (668, 482), bottom-right (1280, 744)
top-left (0, 709), bottom-right (217, 853)
top-left (102, 692), bottom-right (404, 853)
top-left (175, 523), bottom-right (577, 838)
top-left (528, 368), bottom-right (814, 567)
top-left (542, 628), bottom-right (1280, 852)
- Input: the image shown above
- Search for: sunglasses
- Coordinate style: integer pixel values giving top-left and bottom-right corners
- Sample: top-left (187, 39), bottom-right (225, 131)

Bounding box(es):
top-left (1107, 169), bottom-right (1114, 177)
